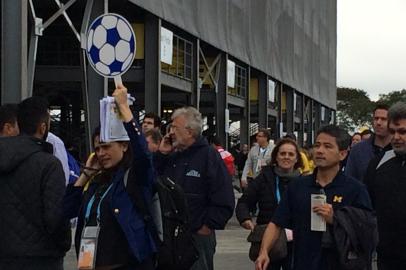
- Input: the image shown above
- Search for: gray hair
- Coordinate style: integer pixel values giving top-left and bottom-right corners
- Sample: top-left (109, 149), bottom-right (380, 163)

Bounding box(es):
top-left (171, 107), bottom-right (202, 138)
top-left (388, 102), bottom-right (406, 124)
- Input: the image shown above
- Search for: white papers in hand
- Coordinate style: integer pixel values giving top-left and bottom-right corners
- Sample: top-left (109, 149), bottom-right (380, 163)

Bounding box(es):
top-left (99, 95), bottom-right (135, 142)
top-left (310, 194), bottom-right (327, 232)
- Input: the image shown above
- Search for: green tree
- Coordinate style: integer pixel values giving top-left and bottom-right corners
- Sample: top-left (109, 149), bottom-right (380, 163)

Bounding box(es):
top-left (377, 89), bottom-right (406, 106)
top-left (336, 87), bottom-right (374, 131)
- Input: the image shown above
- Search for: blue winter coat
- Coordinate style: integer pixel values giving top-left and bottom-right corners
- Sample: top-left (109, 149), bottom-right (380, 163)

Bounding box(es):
top-left (64, 119), bottom-right (156, 263)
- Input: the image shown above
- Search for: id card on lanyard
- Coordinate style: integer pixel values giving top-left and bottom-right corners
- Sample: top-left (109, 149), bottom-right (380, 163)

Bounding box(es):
top-left (276, 176), bottom-right (294, 241)
top-left (78, 184), bottom-right (113, 270)
top-left (255, 148), bottom-right (268, 174)
top-left (275, 176), bottom-right (281, 204)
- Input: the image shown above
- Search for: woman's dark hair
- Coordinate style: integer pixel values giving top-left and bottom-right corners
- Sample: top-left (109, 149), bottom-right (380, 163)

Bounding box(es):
top-left (270, 138), bottom-right (303, 170)
top-left (91, 126), bottom-right (133, 170)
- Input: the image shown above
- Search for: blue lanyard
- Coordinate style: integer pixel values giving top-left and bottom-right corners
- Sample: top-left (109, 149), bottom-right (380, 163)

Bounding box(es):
top-left (258, 147), bottom-right (267, 158)
top-left (85, 184), bottom-right (113, 224)
top-left (275, 176), bottom-right (281, 204)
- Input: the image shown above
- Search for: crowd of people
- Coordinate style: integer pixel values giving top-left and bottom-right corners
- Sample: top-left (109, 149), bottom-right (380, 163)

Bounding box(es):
top-left (1, 84), bottom-right (406, 270)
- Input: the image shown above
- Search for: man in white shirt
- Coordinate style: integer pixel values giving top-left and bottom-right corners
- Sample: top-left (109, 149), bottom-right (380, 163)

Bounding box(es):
top-left (241, 129), bottom-right (274, 188)
top-left (47, 132), bottom-right (70, 185)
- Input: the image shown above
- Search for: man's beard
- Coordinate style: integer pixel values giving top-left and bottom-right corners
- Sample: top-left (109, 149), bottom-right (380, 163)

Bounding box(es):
top-left (42, 127), bottom-right (49, 142)
top-left (172, 140), bottom-right (186, 152)
top-left (394, 148), bottom-right (406, 156)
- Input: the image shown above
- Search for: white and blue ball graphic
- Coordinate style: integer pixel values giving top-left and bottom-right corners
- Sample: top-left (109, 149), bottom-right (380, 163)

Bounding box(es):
top-left (86, 13), bottom-right (136, 77)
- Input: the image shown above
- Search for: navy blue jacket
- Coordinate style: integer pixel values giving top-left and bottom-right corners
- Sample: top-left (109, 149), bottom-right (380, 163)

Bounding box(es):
top-left (272, 170), bottom-right (372, 270)
top-left (64, 120), bottom-right (156, 263)
top-left (154, 136), bottom-right (235, 231)
top-left (345, 135), bottom-right (391, 182)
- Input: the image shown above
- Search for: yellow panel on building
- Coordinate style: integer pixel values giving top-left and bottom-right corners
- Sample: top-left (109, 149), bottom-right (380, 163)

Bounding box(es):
top-left (281, 91), bottom-right (286, 112)
top-left (132, 23), bottom-right (144, 59)
top-left (250, 78), bottom-right (258, 101)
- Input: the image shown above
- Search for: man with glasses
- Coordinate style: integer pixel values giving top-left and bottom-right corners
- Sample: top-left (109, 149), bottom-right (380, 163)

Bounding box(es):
top-left (241, 129), bottom-right (274, 188)
top-left (155, 106), bottom-right (235, 270)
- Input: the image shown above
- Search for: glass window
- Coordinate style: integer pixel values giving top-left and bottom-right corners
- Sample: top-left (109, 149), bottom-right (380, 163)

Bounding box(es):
top-left (229, 64), bottom-right (247, 97)
top-left (161, 34), bottom-right (193, 81)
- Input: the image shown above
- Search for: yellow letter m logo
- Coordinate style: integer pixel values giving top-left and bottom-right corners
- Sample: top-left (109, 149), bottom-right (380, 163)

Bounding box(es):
top-left (333, 195), bottom-right (343, 203)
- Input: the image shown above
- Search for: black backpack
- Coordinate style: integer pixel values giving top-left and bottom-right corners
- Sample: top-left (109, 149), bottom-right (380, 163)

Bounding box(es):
top-left (125, 170), bottom-right (199, 270)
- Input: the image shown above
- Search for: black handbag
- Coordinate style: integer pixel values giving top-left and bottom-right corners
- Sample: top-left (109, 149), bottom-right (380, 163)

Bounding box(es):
top-left (247, 224), bottom-right (288, 262)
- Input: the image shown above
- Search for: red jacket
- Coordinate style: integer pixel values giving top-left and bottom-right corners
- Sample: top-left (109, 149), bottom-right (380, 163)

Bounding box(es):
top-left (216, 146), bottom-right (236, 176)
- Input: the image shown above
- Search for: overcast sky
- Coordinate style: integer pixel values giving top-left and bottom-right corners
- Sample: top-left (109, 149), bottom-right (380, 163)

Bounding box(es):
top-left (337, 0), bottom-right (406, 101)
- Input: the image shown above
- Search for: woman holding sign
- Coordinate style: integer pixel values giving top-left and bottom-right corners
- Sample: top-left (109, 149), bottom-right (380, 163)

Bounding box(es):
top-left (236, 138), bottom-right (303, 270)
top-left (64, 84), bottom-right (156, 270)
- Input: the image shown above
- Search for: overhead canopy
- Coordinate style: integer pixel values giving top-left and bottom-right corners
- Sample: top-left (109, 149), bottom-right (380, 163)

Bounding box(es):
top-left (130, 0), bottom-right (337, 109)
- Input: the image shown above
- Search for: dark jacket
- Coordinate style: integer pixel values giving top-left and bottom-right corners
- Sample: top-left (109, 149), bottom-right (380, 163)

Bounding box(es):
top-left (236, 166), bottom-right (297, 225)
top-left (330, 206), bottom-right (378, 270)
top-left (64, 120), bottom-right (157, 264)
top-left (0, 136), bottom-right (71, 260)
top-left (271, 170), bottom-right (373, 270)
top-left (345, 135), bottom-right (391, 182)
top-left (364, 149), bottom-right (406, 259)
top-left (154, 136), bottom-right (235, 231)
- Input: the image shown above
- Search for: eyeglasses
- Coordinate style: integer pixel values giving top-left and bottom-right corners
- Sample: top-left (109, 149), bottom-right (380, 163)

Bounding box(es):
top-left (170, 125), bottom-right (188, 131)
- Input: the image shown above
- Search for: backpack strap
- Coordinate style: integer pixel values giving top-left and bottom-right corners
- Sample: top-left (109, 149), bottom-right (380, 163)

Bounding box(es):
top-left (123, 169), bottom-right (130, 187)
top-left (123, 168), bottom-right (162, 244)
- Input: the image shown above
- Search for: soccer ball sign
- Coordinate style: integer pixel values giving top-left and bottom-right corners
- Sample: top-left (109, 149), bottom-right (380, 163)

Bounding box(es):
top-left (86, 13), bottom-right (136, 77)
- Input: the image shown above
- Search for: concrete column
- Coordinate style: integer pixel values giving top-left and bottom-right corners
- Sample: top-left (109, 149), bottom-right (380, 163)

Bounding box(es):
top-left (216, 53), bottom-right (228, 147)
top-left (191, 38), bottom-right (200, 110)
top-left (258, 73), bottom-right (268, 129)
top-left (241, 67), bottom-right (251, 146)
top-left (144, 13), bottom-right (161, 115)
top-left (80, 0), bottom-right (104, 152)
top-left (1, 0), bottom-right (28, 103)
top-left (306, 99), bottom-right (314, 146)
top-left (276, 83), bottom-right (283, 140)
top-left (285, 87), bottom-right (294, 134)
top-left (298, 93), bottom-right (305, 146)
top-left (314, 101), bottom-right (321, 136)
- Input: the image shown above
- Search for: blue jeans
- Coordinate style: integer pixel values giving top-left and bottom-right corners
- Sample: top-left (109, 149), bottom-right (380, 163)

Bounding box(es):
top-left (190, 231), bottom-right (217, 270)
